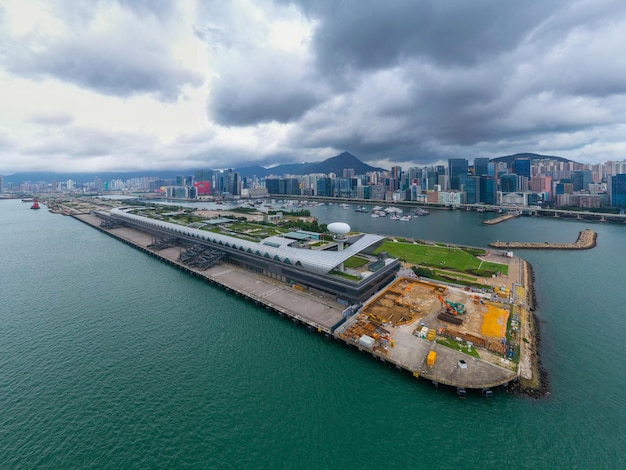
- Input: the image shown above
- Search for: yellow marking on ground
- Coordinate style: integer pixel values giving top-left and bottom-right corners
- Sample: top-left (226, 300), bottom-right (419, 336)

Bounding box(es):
top-left (481, 304), bottom-right (509, 338)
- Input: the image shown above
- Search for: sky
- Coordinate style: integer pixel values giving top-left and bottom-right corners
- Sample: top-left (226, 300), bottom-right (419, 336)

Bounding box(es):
top-left (2, 0), bottom-right (626, 174)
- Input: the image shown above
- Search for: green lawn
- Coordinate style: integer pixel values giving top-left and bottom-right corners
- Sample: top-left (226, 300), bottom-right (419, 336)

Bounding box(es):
top-left (375, 240), bottom-right (508, 276)
top-left (431, 269), bottom-right (477, 282)
top-left (436, 337), bottom-right (481, 358)
top-left (343, 256), bottom-right (370, 269)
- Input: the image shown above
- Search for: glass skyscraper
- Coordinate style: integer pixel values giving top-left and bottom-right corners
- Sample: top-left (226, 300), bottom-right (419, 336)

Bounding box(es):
top-left (448, 158), bottom-right (468, 190)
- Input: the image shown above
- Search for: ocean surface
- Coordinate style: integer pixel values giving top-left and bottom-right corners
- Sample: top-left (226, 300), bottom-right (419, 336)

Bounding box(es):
top-left (1, 199), bottom-right (624, 469)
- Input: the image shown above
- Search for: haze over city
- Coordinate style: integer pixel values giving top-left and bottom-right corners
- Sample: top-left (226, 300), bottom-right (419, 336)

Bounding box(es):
top-left (2, 0), bottom-right (626, 174)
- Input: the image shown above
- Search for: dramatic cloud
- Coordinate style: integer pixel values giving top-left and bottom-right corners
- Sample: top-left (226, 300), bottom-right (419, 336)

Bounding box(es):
top-left (2, 0), bottom-right (201, 100)
top-left (1, 0), bottom-right (626, 174)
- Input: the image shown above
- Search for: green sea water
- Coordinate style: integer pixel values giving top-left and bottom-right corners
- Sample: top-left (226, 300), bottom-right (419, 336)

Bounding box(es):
top-left (1, 199), bottom-right (624, 469)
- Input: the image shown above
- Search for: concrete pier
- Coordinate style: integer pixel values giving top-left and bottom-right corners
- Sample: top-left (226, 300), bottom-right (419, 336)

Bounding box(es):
top-left (72, 211), bottom-right (524, 394)
top-left (73, 213), bottom-right (347, 333)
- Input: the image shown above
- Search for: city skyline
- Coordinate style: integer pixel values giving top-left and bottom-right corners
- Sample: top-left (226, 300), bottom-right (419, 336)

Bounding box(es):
top-left (4, 153), bottom-right (625, 210)
top-left (3, 1), bottom-right (626, 174)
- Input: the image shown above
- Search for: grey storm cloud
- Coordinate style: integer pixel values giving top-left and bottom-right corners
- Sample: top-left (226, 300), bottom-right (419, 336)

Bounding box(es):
top-left (1, 0), bottom-right (201, 101)
top-left (3, 0), bottom-right (626, 173)
top-left (261, 0), bottom-right (626, 165)
top-left (6, 35), bottom-right (200, 101)
top-left (295, 0), bottom-right (570, 71)
top-left (209, 61), bottom-right (326, 125)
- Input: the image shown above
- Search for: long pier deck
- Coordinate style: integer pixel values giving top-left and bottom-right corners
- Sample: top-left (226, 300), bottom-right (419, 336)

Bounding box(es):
top-left (73, 212), bottom-right (521, 393)
top-left (73, 213), bottom-right (346, 333)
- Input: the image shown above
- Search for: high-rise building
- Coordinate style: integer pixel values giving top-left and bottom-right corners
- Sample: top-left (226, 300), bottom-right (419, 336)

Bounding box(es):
top-left (500, 174), bottom-right (518, 193)
top-left (466, 176), bottom-right (480, 204)
top-left (391, 166), bottom-right (402, 180)
top-left (194, 181), bottom-right (212, 195)
top-left (513, 159), bottom-right (531, 179)
top-left (220, 169), bottom-right (241, 196)
top-left (571, 170), bottom-right (593, 192)
top-left (555, 182), bottom-right (573, 195)
top-left (473, 158), bottom-right (490, 177)
top-left (281, 178), bottom-right (301, 195)
top-left (265, 178), bottom-right (280, 195)
top-left (448, 158), bottom-right (468, 190)
top-left (610, 174), bottom-right (626, 208)
top-left (316, 178), bottom-right (332, 197)
top-left (479, 176), bottom-right (497, 205)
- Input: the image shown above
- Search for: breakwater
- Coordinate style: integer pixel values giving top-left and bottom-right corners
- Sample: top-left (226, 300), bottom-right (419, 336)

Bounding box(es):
top-left (489, 229), bottom-right (597, 250)
top-left (507, 261), bottom-right (548, 397)
top-left (483, 213), bottom-right (519, 225)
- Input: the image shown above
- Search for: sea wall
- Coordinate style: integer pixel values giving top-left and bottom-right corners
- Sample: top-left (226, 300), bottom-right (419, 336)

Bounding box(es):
top-left (506, 260), bottom-right (550, 397)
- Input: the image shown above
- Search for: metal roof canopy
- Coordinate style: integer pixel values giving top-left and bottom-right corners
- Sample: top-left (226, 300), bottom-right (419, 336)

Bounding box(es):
top-left (112, 208), bottom-right (387, 276)
top-left (283, 231), bottom-right (314, 241)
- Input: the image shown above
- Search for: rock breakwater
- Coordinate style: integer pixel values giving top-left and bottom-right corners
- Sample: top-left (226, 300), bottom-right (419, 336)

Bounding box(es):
top-left (489, 229), bottom-right (597, 250)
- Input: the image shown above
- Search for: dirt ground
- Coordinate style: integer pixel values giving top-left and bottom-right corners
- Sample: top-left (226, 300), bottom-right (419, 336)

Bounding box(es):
top-left (351, 277), bottom-right (512, 355)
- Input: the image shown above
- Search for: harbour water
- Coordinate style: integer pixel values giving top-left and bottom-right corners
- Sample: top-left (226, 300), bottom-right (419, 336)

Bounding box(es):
top-left (1, 199), bottom-right (624, 468)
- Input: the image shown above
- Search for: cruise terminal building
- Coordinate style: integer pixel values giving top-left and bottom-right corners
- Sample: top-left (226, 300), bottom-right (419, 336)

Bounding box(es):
top-left (107, 207), bottom-right (401, 305)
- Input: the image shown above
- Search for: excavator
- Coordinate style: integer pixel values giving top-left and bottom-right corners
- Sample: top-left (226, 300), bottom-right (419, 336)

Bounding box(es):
top-left (437, 295), bottom-right (464, 325)
top-left (438, 295), bottom-right (464, 315)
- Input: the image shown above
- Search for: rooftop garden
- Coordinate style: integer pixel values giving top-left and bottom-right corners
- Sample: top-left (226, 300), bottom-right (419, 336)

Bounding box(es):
top-left (375, 239), bottom-right (508, 278)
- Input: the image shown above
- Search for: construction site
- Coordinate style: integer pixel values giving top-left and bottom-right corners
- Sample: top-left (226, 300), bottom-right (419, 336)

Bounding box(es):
top-left (335, 277), bottom-right (521, 392)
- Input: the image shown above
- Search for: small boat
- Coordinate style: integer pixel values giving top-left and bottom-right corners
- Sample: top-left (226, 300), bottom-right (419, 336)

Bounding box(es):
top-left (30, 198), bottom-right (41, 210)
top-left (354, 206), bottom-right (368, 212)
top-left (400, 215), bottom-right (411, 221)
top-left (414, 208), bottom-right (430, 216)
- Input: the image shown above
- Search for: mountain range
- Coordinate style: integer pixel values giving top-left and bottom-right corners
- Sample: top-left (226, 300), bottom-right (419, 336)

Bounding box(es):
top-left (490, 152), bottom-right (577, 164)
top-left (235, 151), bottom-right (385, 179)
top-left (2, 151), bottom-right (577, 183)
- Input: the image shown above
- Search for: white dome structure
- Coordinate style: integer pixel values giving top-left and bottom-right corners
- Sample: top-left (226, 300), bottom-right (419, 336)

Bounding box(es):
top-left (328, 222), bottom-right (350, 235)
